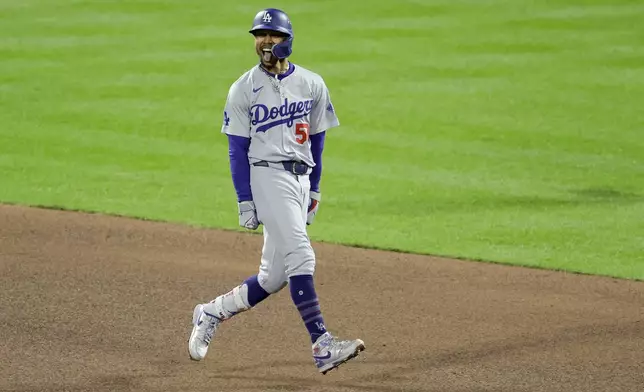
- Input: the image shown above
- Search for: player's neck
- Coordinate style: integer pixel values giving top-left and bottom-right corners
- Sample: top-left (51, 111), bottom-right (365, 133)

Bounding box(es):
top-left (263, 59), bottom-right (290, 76)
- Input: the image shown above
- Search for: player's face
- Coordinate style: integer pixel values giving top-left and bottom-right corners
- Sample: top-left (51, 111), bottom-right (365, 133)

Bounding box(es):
top-left (253, 30), bottom-right (287, 66)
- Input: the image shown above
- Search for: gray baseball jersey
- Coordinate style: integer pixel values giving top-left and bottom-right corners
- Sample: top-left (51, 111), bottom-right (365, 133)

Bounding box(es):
top-left (221, 63), bottom-right (339, 166)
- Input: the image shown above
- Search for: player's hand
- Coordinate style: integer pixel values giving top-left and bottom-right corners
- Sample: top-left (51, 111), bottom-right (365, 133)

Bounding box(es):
top-left (238, 200), bottom-right (259, 230)
top-left (307, 191), bottom-right (321, 225)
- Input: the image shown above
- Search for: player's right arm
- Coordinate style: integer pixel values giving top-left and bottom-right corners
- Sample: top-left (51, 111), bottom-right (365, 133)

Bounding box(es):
top-left (221, 80), bottom-right (258, 230)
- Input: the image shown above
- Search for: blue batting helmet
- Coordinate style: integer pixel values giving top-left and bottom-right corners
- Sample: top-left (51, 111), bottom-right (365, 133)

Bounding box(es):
top-left (249, 8), bottom-right (293, 59)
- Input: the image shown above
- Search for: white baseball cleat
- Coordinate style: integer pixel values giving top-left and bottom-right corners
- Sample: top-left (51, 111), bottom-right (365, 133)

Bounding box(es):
top-left (312, 332), bottom-right (365, 374)
top-left (188, 304), bottom-right (221, 361)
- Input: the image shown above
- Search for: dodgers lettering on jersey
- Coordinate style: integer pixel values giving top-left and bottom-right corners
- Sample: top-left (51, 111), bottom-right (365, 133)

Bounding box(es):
top-left (251, 98), bottom-right (314, 133)
top-left (221, 63), bottom-right (339, 167)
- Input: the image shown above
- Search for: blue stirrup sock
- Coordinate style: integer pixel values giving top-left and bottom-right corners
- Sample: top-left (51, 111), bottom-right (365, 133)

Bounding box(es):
top-left (289, 274), bottom-right (328, 343)
top-left (244, 275), bottom-right (270, 307)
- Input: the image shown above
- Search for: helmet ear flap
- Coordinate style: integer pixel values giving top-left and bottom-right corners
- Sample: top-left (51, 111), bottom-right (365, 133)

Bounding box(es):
top-left (271, 36), bottom-right (293, 59)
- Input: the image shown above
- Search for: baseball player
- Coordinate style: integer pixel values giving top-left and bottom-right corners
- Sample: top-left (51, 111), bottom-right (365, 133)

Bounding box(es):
top-left (188, 8), bottom-right (365, 374)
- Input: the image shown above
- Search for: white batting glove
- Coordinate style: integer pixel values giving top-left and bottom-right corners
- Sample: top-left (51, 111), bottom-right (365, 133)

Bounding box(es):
top-left (307, 191), bottom-right (321, 225)
top-left (238, 200), bottom-right (259, 230)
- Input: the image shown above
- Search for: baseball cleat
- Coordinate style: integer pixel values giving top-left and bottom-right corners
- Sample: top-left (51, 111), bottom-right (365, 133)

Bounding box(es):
top-left (188, 304), bottom-right (221, 361)
top-left (312, 332), bottom-right (365, 374)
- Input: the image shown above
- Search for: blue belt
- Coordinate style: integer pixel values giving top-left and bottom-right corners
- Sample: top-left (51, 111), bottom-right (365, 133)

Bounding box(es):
top-left (252, 160), bottom-right (311, 175)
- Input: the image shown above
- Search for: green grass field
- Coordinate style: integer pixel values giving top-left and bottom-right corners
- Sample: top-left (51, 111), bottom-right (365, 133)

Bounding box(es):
top-left (1, 0), bottom-right (643, 279)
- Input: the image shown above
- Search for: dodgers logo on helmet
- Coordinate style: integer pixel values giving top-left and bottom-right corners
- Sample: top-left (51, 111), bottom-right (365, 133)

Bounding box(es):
top-left (250, 8), bottom-right (292, 36)
top-left (250, 98), bottom-right (313, 133)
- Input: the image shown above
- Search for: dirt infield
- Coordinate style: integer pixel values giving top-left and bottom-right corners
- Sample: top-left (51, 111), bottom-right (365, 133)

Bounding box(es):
top-left (1, 204), bottom-right (643, 392)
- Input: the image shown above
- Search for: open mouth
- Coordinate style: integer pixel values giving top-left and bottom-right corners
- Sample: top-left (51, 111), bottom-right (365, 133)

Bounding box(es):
top-left (261, 47), bottom-right (273, 62)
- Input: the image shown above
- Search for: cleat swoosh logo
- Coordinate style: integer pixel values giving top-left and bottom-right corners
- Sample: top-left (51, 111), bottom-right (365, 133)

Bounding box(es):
top-left (313, 352), bottom-right (332, 360)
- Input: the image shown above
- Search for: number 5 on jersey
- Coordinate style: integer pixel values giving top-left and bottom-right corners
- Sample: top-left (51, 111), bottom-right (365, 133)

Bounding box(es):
top-left (295, 123), bottom-right (310, 145)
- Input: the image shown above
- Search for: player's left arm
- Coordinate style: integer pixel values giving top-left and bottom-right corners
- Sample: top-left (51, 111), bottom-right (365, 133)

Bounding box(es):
top-left (307, 77), bottom-right (339, 225)
top-left (309, 77), bottom-right (339, 136)
top-left (306, 131), bottom-right (324, 225)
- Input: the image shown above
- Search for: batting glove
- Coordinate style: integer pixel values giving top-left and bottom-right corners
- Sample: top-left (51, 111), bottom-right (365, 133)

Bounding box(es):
top-left (238, 200), bottom-right (259, 230)
top-left (307, 191), bottom-right (321, 225)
